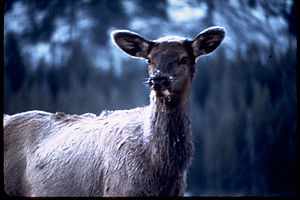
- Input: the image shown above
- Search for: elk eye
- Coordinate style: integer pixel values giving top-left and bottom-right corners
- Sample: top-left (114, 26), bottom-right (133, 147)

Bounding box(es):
top-left (179, 57), bottom-right (188, 65)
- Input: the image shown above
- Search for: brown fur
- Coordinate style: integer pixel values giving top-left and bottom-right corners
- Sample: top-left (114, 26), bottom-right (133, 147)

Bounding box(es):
top-left (4, 27), bottom-right (225, 197)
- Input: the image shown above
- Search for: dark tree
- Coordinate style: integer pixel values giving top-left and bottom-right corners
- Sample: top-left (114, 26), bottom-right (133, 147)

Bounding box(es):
top-left (4, 32), bottom-right (27, 92)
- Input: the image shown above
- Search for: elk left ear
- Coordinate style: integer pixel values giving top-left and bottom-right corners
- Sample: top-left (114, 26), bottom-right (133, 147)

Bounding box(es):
top-left (191, 26), bottom-right (225, 58)
top-left (111, 30), bottom-right (153, 58)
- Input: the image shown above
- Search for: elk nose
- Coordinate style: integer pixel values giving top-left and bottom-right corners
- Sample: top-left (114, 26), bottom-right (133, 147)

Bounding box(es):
top-left (149, 75), bottom-right (170, 91)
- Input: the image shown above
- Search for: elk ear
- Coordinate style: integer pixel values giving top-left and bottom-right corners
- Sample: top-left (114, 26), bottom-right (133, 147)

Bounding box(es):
top-left (111, 30), bottom-right (153, 58)
top-left (191, 26), bottom-right (225, 58)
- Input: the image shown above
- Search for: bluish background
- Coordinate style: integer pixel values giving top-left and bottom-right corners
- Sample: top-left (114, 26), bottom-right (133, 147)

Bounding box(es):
top-left (4, 0), bottom-right (297, 196)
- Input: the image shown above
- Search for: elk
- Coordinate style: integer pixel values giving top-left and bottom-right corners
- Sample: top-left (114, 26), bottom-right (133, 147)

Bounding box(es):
top-left (4, 26), bottom-right (225, 197)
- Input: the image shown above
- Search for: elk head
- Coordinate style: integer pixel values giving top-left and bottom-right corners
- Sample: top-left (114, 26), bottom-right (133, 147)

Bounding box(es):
top-left (112, 27), bottom-right (225, 107)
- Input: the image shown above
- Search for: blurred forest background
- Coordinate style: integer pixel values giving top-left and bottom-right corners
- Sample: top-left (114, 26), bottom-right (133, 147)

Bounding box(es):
top-left (3, 0), bottom-right (297, 196)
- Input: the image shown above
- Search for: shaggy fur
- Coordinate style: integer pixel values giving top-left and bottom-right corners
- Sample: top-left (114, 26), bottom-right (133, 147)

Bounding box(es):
top-left (4, 101), bottom-right (192, 196)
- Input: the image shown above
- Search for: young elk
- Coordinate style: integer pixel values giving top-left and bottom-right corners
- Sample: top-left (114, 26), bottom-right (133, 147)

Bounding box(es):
top-left (4, 26), bottom-right (225, 197)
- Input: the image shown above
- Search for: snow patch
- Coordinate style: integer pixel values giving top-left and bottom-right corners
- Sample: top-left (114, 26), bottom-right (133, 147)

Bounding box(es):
top-left (4, 1), bottom-right (29, 34)
top-left (51, 18), bottom-right (71, 43)
top-left (122, 0), bottom-right (138, 15)
top-left (250, 4), bottom-right (266, 23)
top-left (167, 0), bottom-right (207, 23)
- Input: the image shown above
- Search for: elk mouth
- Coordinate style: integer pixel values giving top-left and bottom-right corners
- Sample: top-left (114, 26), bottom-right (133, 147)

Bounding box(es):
top-left (155, 88), bottom-right (170, 97)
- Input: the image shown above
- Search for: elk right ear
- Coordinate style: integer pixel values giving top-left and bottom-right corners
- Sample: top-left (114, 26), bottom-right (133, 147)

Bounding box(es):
top-left (111, 30), bottom-right (153, 58)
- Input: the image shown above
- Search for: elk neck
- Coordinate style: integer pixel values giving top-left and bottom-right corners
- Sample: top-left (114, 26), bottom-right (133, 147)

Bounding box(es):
top-left (144, 90), bottom-right (193, 171)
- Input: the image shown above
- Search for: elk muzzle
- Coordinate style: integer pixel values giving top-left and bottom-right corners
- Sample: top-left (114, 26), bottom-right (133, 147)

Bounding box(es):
top-left (149, 75), bottom-right (171, 91)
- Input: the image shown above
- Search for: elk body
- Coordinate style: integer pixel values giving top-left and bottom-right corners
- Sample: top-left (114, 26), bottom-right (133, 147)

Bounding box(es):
top-left (4, 26), bottom-right (225, 197)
